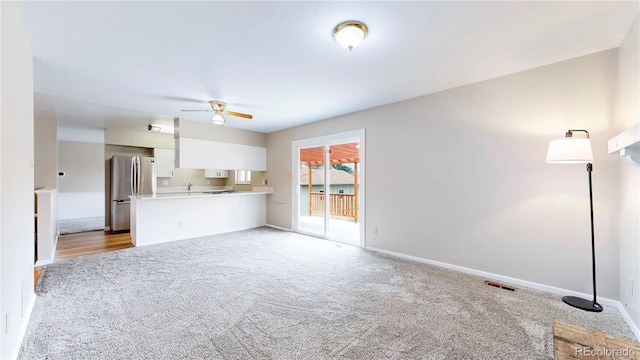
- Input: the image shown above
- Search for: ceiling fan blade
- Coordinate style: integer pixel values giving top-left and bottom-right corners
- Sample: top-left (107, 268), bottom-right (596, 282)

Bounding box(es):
top-left (158, 96), bottom-right (207, 104)
top-left (227, 111), bottom-right (253, 119)
top-left (181, 109), bottom-right (212, 112)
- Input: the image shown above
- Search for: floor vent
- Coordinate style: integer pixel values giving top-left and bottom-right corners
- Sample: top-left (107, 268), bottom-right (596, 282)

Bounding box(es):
top-left (484, 280), bottom-right (517, 292)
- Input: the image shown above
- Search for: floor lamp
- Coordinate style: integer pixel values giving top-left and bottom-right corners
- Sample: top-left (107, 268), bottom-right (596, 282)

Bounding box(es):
top-left (546, 129), bottom-right (603, 312)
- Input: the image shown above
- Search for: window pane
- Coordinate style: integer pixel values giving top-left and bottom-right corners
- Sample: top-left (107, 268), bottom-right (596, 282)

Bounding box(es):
top-left (235, 170), bottom-right (251, 184)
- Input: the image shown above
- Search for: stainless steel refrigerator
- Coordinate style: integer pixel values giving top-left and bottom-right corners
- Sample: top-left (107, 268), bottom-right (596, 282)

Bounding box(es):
top-left (110, 155), bottom-right (156, 232)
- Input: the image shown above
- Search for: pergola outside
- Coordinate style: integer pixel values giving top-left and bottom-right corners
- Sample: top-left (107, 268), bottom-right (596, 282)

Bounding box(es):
top-left (299, 142), bottom-right (360, 222)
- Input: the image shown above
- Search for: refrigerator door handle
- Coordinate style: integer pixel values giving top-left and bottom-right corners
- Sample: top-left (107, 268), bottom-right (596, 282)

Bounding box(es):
top-left (131, 156), bottom-right (136, 197)
top-left (137, 157), bottom-right (142, 197)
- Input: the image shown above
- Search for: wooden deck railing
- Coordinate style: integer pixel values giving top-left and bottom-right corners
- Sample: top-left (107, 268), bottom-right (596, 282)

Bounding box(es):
top-left (309, 192), bottom-right (357, 221)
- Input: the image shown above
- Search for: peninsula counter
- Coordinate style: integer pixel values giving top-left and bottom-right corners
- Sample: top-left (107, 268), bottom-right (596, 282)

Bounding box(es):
top-left (130, 191), bottom-right (270, 247)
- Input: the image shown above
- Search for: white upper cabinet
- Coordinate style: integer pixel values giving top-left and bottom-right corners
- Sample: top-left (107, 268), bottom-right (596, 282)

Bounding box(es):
top-left (204, 169), bottom-right (229, 178)
top-left (608, 122), bottom-right (640, 166)
top-left (154, 148), bottom-right (175, 177)
top-left (175, 138), bottom-right (267, 171)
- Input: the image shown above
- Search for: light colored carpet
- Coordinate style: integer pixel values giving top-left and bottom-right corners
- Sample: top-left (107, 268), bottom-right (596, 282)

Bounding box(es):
top-left (20, 227), bottom-right (635, 359)
top-left (58, 217), bottom-right (105, 234)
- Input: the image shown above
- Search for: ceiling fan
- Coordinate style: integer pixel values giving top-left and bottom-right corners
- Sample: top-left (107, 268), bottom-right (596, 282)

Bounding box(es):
top-left (181, 100), bottom-right (253, 126)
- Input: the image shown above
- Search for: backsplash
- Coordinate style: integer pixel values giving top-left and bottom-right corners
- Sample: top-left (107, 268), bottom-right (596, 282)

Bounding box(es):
top-left (156, 168), bottom-right (227, 189)
top-left (156, 168), bottom-right (267, 192)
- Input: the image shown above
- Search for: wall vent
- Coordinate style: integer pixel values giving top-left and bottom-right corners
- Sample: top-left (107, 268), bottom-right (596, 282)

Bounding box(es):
top-left (484, 280), bottom-right (517, 292)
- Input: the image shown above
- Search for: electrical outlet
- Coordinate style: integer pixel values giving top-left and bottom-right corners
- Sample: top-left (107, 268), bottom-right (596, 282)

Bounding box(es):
top-left (629, 278), bottom-right (634, 296)
top-left (178, 220), bottom-right (182, 227)
top-left (373, 227), bottom-right (378, 236)
top-left (161, 180), bottom-right (169, 186)
top-left (206, 180), bottom-right (211, 185)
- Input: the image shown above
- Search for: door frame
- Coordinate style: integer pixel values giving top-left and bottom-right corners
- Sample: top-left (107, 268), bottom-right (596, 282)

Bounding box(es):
top-left (291, 129), bottom-right (365, 247)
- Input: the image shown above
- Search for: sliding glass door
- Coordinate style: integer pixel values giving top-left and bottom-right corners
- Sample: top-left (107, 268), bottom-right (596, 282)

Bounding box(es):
top-left (293, 130), bottom-right (364, 246)
top-left (298, 145), bottom-right (326, 237)
top-left (325, 143), bottom-right (360, 245)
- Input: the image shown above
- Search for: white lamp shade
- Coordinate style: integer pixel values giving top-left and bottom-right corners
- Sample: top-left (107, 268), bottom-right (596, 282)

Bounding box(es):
top-left (546, 137), bottom-right (593, 163)
top-left (211, 111), bottom-right (225, 126)
top-left (335, 25), bottom-right (366, 50)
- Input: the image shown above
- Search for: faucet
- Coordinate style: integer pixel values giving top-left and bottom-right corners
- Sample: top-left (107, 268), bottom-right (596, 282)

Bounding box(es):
top-left (188, 182), bottom-right (193, 191)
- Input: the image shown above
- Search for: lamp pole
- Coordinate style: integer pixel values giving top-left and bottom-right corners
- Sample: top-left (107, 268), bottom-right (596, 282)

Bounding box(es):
top-left (561, 162), bottom-right (602, 312)
top-left (546, 129), bottom-right (602, 312)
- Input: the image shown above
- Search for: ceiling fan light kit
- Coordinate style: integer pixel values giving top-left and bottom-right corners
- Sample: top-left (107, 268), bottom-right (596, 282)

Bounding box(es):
top-left (334, 21), bottom-right (368, 51)
top-left (181, 99), bottom-right (253, 126)
top-left (212, 110), bottom-right (225, 126)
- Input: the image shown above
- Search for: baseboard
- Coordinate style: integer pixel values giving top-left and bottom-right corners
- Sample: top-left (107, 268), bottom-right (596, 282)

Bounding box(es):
top-left (615, 303), bottom-right (640, 341)
top-left (364, 246), bottom-right (621, 308)
top-left (12, 292), bottom-right (36, 360)
top-left (53, 231), bottom-right (59, 255)
top-left (34, 259), bottom-right (54, 266)
top-left (265, 224), bottom-right (292, 232)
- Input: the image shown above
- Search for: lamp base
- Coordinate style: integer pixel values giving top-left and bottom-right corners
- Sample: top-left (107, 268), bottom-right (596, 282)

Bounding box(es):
top-left (562, 296), bottom-right (603, 312)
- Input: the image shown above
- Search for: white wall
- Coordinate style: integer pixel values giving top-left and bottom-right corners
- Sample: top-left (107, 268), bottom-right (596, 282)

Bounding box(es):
top-left (131, 194), bottom-right (267, 247)
top-left (105, 127), bottom-right (173, 149)
top-left (34, 114), bottom-right (57, 189)
top-left (267, 49), bottom-right (621, 300)
top-left (58, 125), bottom-right (105, 144)
top-left (58, 139), bottom-right (104, 192)
top-left (0, 2), bottom-right (36, 358)
top-left (35, 189), bottom-right (58, 265)
top-left (175, 118), bottom-right (268, 171)
top-left (176, 118), bottom-right (267, 147)
top-left (58, 136), bottom-right (105, 220)
top-left (614, 16), bottom-right (640, 331)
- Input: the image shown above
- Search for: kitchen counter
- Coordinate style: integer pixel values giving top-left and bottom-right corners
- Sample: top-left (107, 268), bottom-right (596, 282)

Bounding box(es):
top-left (138, 190), bottom-right (271, 199)
top-left (130, 188), bottom-right (272, 247)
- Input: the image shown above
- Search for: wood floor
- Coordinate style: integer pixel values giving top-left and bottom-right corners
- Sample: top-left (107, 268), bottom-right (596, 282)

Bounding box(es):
top-left (34, 231), bottom-right (132, 289)
top-left (34, 266), bottom-right (42, 288)
top-left (553, 320), bottom-right (640, 359)
top-left (55, 230), bottom-right (133, 259)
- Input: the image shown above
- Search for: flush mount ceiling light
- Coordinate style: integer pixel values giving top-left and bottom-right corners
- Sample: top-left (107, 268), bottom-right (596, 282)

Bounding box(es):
top-left (211, 110), bottom-right (225, 126)
top-left (333, 21), bottom-right (368, 51)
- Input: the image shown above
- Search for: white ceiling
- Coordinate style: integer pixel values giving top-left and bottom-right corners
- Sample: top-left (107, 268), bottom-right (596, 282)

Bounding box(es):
top-left (19, 1), bottom-right (639, 134)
